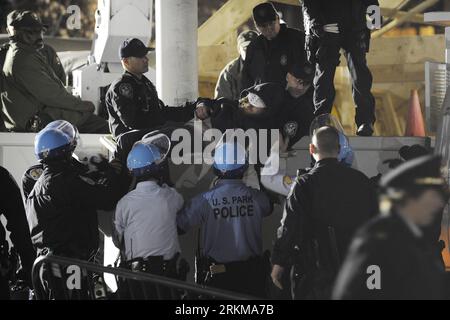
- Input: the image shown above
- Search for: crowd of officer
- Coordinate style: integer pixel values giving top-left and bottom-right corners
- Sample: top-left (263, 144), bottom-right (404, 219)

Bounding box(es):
top-left (0, 2), bottom-right (449, 301)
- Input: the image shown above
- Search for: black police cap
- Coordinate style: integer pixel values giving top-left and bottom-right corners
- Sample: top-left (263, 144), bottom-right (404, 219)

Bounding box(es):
top-left (380, 155), bottom-right (445, 193)
top-left (119, 38), bottom-right (154, 59)
top-left (253, 2), bottom-right (278, 25)
top-left (288, 62), bottom-right (315, 82)
top-left (9, 10), bottom-right (47, 30)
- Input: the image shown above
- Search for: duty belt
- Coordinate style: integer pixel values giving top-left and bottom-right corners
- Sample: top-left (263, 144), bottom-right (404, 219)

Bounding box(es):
top-left (126, 255), bottom-right (177, 274)
top-left (207, 256), bottom-right (261, 275)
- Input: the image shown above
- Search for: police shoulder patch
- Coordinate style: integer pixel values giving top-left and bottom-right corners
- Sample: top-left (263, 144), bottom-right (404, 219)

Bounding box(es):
top-left (119, 83), bottom-right (133, 99)
top-left (283, 121), bottom-right (298, 137)
top-left (280, 54), bottom-right (288, 66)
top-left (29, 167), bottom-right (43, 180)
top-left (282, 175), bottom-right (294, 189)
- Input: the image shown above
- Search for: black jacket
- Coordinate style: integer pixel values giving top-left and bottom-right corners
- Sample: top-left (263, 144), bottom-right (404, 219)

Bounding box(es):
top-left (333, 212), bottom-right (446, 300)
top-left (0, 166), bottom-right (35, 282)
top-left (272, 158), bottom-right (377, 297)
top-left (277, 87), bottom-right (315, 148)
top-left (26, 160), bottom-right (122, 259)
top-left (105, 71), bottom-right (196, 139)
top-left (302, 0), bottom-right (380, 35)
top-left (241, 25), bottom-right (306, 90)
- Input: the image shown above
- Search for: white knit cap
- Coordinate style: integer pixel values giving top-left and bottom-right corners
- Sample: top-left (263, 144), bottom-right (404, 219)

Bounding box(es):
top-left (247, 92), bottom-right (266, 109)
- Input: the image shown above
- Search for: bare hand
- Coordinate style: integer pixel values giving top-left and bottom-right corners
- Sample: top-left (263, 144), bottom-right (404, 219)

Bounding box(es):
top-left (271, 264), bottom-right (285, 290)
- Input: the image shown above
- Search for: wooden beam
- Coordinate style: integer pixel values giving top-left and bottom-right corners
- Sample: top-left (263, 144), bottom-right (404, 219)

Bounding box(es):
top-left (372, 0), bottom-right (439, 38)
top-left (198, 0), bottom-right (264, 46)
top-left (337, 63), bottom-right (425, 83)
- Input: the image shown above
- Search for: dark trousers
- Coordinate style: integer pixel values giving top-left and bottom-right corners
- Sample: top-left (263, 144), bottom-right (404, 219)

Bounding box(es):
top-left (206, 257), bottom-right (266, 298)
top-left (0, 274), bottom-right (9, 300)
top-left (312, 30), bottom-right (376, 127)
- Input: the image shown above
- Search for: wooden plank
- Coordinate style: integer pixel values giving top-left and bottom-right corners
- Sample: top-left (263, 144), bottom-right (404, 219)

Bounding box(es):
top-left (370, 63), bottom-right (424, 83)
top-left (336, 63), bottom-right (424, 84)
top-left (198, 0), bottom-right (264, 46)
top-left (366, 35), bottom-right (444, 65)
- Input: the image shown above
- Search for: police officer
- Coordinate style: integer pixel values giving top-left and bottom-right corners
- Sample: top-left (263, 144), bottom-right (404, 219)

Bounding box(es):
top-left (333, 155), bottom-right (448, 300)
top-left (215, 30), bottom-right (258, 101)
top-left (271, 126), bottom-right (377, 299)
top-left (1, 11), bottom-right (108, 133)
top-left (22, 120), bottom-right (124, 200)
top-left (26, 121), bottom-right (123, 262)
top-left (0, 166), bottom-right (35, 300)
top-left (302, 0), bottom-right (378, 136)
top-left (277, 62), bottom-right (316, 149)
top-left (261, 130), bottom-right (354, 197)
top-left (177, 141), bottom-right (273, 297)
top-left (1, 10), bottom-right (66, 83)
top-left (113, 134), bottom-right (184, 298)
top-left (241, 2), bottom-right (306, 91)
top-left (106, 38), bottom-right (207, 139)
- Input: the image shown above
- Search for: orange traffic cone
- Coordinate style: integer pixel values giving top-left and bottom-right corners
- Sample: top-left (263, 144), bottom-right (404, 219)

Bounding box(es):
top-left (405, 89), bottom-right (426, 137)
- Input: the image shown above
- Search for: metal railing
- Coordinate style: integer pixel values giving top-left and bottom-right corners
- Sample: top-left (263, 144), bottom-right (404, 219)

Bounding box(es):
top-left (31, 254), bottom-right (254, 300)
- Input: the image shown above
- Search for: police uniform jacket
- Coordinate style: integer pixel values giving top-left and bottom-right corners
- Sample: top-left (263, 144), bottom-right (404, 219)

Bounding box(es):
top-left (214, 57), bottom-right (243, 101)
top-left (105, 71), bottom-right (196, 138)
top-left (177, 179), bottom-right (273, 263)
top-left (302, 0), bottom-right (380, 35)
top-left (26, 160), bottom-right (122, 259)
top-left (277, 87), bottom-right (315, 148)
top-left (272, 158), bottom-right (377, 273)
top-left (333, 212), bottom-right (446, 300)
top-left (241, 24), bottom-right (306, 90)
top-left (1, 40), bottom-right (94, 131)
top-left (0, 166), bottom-right (35, 281)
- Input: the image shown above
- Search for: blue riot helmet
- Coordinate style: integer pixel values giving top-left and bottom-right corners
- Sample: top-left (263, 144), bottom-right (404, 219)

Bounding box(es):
top-left (213, 141), bottom-right (248, 178)
top-left (127, 133), bottom-right (171, 177)
top-left (44, 120), bottom-right (80, 150)
top-left (337, 132), bottom-right (354, 167)
top-left (34, 126), bottom-right (76, 161)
